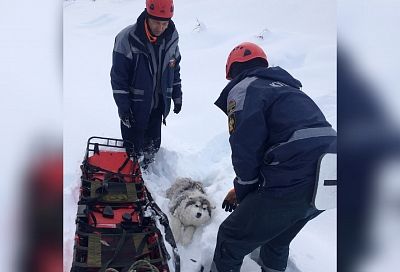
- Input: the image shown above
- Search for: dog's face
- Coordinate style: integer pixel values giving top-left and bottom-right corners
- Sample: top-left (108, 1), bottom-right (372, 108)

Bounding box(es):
top-left (178, 196), bottom-right (212, 227)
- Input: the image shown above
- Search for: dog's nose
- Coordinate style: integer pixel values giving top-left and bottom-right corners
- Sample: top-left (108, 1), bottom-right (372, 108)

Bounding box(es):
top-left (196, 213), bottom-right (202, 218)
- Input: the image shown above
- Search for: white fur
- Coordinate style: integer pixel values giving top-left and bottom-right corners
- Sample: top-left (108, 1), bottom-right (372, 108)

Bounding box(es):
top-left (166, 178), bottom-right (214, 245)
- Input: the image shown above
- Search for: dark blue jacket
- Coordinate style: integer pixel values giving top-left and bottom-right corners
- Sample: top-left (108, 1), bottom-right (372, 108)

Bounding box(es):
top-left (215, 66), bottom-right (336, 201)
top-left (111, 11), bottom-right (182, 129)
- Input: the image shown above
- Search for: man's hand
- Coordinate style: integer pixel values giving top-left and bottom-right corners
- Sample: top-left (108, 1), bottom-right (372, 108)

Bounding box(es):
top-left (222, 188), bottom-right (237, 212)
top-left (119, 108), bottom-right (135, 128)
top-left (173, 103), bottom-right (182, 114)
top-left (121, 116), bottom-right (132, 128)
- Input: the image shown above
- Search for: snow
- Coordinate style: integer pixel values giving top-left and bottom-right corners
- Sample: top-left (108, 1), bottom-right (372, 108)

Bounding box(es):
top-left (63, 0), bottom-right (336, 271)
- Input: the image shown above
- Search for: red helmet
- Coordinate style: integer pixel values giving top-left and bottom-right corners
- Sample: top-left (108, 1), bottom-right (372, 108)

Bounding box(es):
top-left (225, 42), bottom-right (268, 80)
top-left (146, 0), bottom-right (174, 20)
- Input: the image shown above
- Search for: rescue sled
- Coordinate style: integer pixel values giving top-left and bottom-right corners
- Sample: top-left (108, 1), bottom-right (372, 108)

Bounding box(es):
top-left (71, 137), bottom-right (180, 272)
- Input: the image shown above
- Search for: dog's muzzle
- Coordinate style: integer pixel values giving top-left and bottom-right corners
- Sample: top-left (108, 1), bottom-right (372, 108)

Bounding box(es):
top-left (196, 212), bottom-right (202, 218)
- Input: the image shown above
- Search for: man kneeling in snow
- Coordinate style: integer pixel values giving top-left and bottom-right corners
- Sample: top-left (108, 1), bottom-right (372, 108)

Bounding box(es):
top-left (210, 42), bottom-right (336, 272)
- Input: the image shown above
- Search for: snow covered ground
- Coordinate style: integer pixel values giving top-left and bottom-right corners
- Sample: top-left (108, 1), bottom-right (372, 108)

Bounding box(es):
top-left (63, 0), bottom-right (337, 271)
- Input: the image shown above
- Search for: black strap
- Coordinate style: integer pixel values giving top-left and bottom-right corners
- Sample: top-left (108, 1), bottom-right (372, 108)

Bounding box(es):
top-left (94, 143), bottom-right (100, 155)
top-left (134, 233), bottom-right (150, 256)
top-left (83, 162), bottom-right (141, 182)
top-left (100, 229), bottom-right (127, 272)
top-left (89, 210), bottom-right (98, 227)
top-left (146, 187), bottom-right (180, 272)
top-left (84, 163), bottom-right (120, 176)
top-left (118, 156), bottom-right (131, 173)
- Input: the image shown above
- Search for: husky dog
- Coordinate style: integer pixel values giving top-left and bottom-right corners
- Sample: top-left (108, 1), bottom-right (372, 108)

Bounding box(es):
top-left (166, 178), bottom-right (214, 245)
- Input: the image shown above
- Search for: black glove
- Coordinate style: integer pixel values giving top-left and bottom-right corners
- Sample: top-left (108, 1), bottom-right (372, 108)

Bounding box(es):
top-left (222, 199), bottom-right (237, 212)
top-left (222, 188), bottom-right (237, 212)
top-left (121, 116), bottom-right (133, 128)
top-left (173, 103), bottom-right (182, 114)
top-left (119, 107), bottom-right (135, 128)
top-left (120, 111), bottom-right (135, 128)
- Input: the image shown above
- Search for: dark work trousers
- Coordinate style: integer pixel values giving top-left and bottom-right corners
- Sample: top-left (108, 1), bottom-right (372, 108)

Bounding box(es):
top-left (120, 107), bottom-right (163, 165)
top-left (211, 183), bottom-right (322, 272)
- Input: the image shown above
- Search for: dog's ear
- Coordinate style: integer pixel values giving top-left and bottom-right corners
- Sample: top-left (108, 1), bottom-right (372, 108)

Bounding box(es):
top-left (194, 181), bottom-right (206, 193)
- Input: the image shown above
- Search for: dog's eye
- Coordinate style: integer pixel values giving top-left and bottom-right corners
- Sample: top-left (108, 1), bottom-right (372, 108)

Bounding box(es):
top-left (203, 207), bottom-right (207, 210)
top-left (195, 204), bottom-right (199, 207)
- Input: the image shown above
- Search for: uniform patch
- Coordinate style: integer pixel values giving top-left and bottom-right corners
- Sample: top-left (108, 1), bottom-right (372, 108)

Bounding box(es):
top-left (169, 58), bottom-right (176, 68)
top-left (227, 100), bottom-right (236, 115)
top-left (228, 114), bottom-right (236, 134)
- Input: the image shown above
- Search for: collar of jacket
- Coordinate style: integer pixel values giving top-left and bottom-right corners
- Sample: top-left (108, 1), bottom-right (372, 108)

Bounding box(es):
top-left (130, 10), bottom-right (176, 52)
top-left (214, 66), bottom-right (303, 115)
